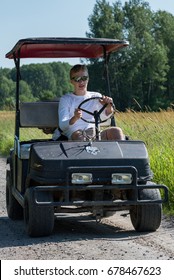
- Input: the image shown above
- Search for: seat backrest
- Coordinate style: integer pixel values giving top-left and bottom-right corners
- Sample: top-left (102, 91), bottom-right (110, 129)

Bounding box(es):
top-left (19, 101), bottom-right (59, 128)
top-left (19, 101), bottom-right (113, 129)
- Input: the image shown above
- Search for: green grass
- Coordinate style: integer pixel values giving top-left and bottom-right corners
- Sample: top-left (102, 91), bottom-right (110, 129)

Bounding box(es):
top-left (0, 111), bottom-right (50, 154)
top-left (116, 110), bottom-right (174, 214)
top-left (1, 110), bottom-right (174, 214)
top-left (0, 111), bottom-right (15, 155)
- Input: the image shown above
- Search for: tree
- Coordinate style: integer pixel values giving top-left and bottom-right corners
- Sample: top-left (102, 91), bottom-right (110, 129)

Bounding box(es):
top-left (9, 62), bottom-right (72, 101)
top-left (50, 62), bottom-right (73, 97)
top-left (19, 80), bottom-right (35, 102)
top-left (87, 0), bottom-right (172, 110)
top-left (0, 73), bottom-right (15, 109)
top-left (123, 0), bottom-right (169, 109)
top-left (87, 0), bottom-right (124, 39)
top-left (153, 10), bottom-right (174, 105)
top-left (19, 64), bottom-right (57, 100)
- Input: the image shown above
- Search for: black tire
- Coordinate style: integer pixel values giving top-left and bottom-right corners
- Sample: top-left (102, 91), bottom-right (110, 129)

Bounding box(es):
top-left (24, 188), bottom-right (54, 237)
top-left (130, 187), bottom-right (162, 232)
top-left (6, 170), bottom-right (23, 220)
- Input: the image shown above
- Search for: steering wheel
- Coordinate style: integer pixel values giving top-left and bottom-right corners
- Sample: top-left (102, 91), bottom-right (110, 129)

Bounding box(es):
top-left (78, 96), bottom-right (115, 124)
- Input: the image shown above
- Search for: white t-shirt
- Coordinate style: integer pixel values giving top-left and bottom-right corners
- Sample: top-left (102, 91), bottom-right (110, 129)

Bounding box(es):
top-left (59, 91), bottom-right (106, 139)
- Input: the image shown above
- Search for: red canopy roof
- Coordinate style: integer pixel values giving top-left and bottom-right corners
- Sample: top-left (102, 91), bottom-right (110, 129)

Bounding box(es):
top-left (6, 37), bottom-right (129, 59)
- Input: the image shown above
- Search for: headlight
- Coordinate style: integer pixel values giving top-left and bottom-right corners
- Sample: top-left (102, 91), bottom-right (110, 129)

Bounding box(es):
top-left (71, 173), bottom-right (93, 184)
top-left (111, 173), bottom-right (132, 184)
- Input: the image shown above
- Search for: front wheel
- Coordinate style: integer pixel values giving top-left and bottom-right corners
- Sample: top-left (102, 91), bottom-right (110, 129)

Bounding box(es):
top-left (24, 188), bottom-right (54, 237)
top-left (6, 170), bottom-right (23, 220)
top-left (130, 188), bottom-right (162, 232)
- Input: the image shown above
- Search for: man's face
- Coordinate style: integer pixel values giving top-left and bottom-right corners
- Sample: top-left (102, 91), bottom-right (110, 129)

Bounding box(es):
top-left (70, 69), bottom-right (89, 95)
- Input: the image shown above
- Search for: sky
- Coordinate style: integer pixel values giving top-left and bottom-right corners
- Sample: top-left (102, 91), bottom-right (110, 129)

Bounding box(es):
top-left (1, 0), bottom-right (174, 69)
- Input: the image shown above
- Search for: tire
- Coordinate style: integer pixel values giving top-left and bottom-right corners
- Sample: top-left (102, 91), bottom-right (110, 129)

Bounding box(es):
top-left (24, 188), bottom-right (54, 237)
top-left (130, 187), bottom-right (162, 232)
top-left (6, 170), bottom-right (23, 220)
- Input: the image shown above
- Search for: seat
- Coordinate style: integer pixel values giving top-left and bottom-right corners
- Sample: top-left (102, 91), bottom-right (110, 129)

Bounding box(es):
top-left (19, 101), bottom-right (59, 128)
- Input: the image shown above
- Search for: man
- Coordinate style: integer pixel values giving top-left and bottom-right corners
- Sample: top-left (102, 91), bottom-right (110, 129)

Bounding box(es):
top-left (58, 64), bottom-right (124, 141)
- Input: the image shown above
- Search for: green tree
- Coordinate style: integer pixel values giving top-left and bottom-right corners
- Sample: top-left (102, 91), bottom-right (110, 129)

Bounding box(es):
top-left (87, 0), bottom-right (124, 39)
top-left (10, 62), bottom-right (72, 100)
top-left (0, 73), bottom-right (15, 109)
top-left (19, 80), bottom-right (35, 102)
top-left (123, 0), bottom-right (169, 110)
top-left (50, 62), bottom-right (73, 97)
top-left (153, 10), bottom-right (174, 106)
top-left (87, 0), bottom-right (171, 111)
top-left (18, 64), bottom-right (57, 100)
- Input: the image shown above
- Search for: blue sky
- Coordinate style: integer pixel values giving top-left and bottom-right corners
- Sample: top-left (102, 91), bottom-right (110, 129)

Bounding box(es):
top-left (1, 0), bottom-right (174, 68)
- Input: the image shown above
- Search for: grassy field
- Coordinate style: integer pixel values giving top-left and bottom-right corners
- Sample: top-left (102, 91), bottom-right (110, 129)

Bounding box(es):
top-left (0, 110), bottom-right (174, 214)
top-left (0, 111), bottom-right (50, 154)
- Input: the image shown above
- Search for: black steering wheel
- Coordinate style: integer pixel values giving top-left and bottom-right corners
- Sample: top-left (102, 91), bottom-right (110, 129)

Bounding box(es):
top-left (78, 96), bottom-right (115, 124)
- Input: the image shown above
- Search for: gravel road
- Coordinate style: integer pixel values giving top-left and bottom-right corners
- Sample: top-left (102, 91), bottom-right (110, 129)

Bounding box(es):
top-left (0, 156), bottom-right (174, 260)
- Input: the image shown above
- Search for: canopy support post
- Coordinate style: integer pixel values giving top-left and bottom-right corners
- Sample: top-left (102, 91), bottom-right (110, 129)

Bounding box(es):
top-left (103, 46), bottom-right (116, 126)
top-left (103, 46), bottom-right (111, 97)
top-left (13, 52), bottom-right (20, 139)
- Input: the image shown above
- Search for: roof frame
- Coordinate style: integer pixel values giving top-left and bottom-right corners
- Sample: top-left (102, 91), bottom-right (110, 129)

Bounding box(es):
top-left (6, 37), bottom-right (129, 59)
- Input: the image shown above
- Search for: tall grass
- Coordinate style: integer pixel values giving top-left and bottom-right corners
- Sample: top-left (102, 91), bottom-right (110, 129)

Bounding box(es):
top-left (0, 111), bottom-right (15, 155)
top-left (116, 110), bottom-right (174, 214)
top-left (0, 111), bottom-right (49, 154)
top-left (0, 110), bottom-right (174, 213)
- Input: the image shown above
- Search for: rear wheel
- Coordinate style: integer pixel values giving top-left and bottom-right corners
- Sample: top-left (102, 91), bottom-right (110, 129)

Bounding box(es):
top-left (130, 187), bottom-right (162, 232)
top-left (24, 188), bottom-right (54, 237)
top-left (6, 170), bottom-right (23, 220)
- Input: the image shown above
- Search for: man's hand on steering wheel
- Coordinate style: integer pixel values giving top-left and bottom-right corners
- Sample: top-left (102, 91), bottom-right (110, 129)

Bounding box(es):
top-left (74, 108), bottom-right (82, 120)
top-left (99, 95), bottom-right (114, 116)
top-left (77, 96), bottom-right (115, 124)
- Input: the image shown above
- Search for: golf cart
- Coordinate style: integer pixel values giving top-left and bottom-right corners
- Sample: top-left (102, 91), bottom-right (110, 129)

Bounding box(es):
top-left (6, 37), bottom-right (168, 237)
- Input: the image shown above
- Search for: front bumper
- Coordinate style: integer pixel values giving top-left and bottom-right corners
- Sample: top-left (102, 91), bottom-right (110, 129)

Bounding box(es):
top-left (31, 166), bottom-right (168, 207)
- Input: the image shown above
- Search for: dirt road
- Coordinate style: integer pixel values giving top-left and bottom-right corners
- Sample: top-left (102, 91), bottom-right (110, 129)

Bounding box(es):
top-left (0, 156), bottom-right (174, 260)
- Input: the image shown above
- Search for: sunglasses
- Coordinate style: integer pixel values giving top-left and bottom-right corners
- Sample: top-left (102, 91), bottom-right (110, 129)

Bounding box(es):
top-left (71, 76), bottom-right (88, 82)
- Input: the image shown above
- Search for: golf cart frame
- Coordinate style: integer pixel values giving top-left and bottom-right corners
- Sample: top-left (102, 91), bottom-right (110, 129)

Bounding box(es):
top-left (6, 37), bottom-right (168, 237)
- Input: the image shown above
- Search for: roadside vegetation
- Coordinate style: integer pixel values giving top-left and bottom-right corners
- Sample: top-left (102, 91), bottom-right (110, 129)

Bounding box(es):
top-left (0, 111), bottom-right (49, 155)
top-left (117, 109), bottom-right (174, 214)
top-left (0, 109), bottom-right (173, 214)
